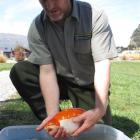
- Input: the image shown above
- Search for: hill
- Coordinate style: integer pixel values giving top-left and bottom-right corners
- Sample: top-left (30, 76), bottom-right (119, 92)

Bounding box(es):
top-left (0, 33), bottom-right (28, 52)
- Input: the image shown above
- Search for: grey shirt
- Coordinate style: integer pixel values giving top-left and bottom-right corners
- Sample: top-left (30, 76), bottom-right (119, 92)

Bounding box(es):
top-left (28, 0), bottom-right (118, 86)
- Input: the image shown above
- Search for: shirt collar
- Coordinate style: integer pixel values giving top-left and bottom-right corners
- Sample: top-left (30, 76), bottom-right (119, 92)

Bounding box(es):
top-left (43, 11), bottom-right (48, 21)
top-left (71, 0), bottom-right (79, 21)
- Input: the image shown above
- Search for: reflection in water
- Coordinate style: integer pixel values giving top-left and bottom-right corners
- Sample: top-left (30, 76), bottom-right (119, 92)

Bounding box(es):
top-left (24, 137), bottom-right (78, 140)
top-left (72, 136), bottom-right (77, 140)
top-left (24, 138), bottom-right (77, 140)
top-left (24, 139), bottom-right (47, 140)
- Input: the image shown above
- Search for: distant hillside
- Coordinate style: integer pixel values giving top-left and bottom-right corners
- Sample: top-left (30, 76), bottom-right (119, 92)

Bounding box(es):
top-left (130, 24), bottom-right (140, 48)
top-left (0, 33), bottom-right (29, 52)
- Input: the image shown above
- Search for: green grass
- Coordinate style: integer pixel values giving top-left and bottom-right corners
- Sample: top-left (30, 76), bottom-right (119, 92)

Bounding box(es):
top-left (0, 61), bottom-right (140, 139)
top-left (0, 99), bottom-right (40, 129)
top-left (110, 61), bottom-right (140, 140)
top-left (0, 63), bottom-right (14, 71)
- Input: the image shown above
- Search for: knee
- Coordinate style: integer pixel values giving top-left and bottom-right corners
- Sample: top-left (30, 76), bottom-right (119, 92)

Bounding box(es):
top-left (10, 61), bottom-right (39, 84)
top-left (10, 63), bottom-right (19, 80)
top-left (9, 61), bottom-right (28, 83)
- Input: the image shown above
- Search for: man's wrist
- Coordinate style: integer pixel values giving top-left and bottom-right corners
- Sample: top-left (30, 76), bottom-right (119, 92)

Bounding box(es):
top-left (94, 105), bottom-right (107, 117)
top-left (94, 97), bottom-right (108, 117)
top-left (47, 108), bottom-right (59, 116)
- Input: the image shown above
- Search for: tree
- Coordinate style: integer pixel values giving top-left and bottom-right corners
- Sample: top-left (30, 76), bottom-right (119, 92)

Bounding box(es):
top-left (129, 24), bottom-right (140, 49)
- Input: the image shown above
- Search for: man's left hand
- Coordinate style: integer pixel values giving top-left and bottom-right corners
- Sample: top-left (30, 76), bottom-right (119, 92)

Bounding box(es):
top-left (71, 108), bottom-right (105, 136)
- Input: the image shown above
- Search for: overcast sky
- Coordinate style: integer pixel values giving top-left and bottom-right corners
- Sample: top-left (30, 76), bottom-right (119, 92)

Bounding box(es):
top-left (0, 0), bottom-right (140, 47)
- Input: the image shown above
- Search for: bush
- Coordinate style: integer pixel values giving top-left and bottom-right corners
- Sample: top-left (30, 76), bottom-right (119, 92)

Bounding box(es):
top-left (120, 50), bottom-right (140, 60)
top-left (0, 54), bottom-right (7, 63)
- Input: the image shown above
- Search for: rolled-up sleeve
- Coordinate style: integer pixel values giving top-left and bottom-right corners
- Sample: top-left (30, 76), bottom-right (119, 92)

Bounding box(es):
top-left (91, 7), bottom-right (118, 62)
top-left (27, 20), bottom-right (53, 65)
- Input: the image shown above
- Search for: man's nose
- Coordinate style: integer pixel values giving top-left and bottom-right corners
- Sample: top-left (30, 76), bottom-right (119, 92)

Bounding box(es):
top-left (45, 0), bottom-right (56, 11)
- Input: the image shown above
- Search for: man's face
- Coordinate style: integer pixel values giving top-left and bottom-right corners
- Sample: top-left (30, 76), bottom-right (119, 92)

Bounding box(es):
top-left (39, 0), bottom-right (71, 22)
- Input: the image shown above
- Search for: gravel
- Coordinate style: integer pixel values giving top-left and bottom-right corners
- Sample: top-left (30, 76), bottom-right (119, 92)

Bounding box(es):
top-left (0, 70), bottom-right (17, 101)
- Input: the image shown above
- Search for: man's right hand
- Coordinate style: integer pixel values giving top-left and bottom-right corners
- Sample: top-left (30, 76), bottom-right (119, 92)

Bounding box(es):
top-left (36, 115), bottom-right (54, 131)
top-left (36, 115), bottom-right (67, 139)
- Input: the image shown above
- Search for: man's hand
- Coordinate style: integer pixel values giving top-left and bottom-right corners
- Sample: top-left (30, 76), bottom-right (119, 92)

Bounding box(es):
top-left (71, 108), bottom-right (105, 136)
top-left (36, 115), bottom-right (67, 139)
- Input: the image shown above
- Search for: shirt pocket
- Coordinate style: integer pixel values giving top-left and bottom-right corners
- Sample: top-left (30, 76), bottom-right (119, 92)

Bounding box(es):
top-left (74, 34), bottom-right (92, 53)
top-left (74, 33), bottom-right (93, 65)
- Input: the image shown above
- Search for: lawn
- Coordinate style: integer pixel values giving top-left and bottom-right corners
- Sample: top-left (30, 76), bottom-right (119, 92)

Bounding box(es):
top-left (0, 63), bottom-right (14, 71)
top-left (0, 61), bottom-right (140, 140)
top-left (110, 61), bottom-right (140, 140)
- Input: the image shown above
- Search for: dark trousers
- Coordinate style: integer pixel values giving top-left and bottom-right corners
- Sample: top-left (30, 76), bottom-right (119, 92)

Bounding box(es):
top-left (10, 61), bottom-right (112, 124)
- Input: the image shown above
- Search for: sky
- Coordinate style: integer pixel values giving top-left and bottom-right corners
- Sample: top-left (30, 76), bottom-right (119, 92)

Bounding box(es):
top-left (0, 0), bottom-right (140, 47)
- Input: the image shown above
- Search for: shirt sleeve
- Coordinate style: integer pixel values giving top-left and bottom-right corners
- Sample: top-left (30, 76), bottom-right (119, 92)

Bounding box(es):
top-left (27, 19), bottom-right (53, 65)
top-left (91, 6), bottom-right (118, 62)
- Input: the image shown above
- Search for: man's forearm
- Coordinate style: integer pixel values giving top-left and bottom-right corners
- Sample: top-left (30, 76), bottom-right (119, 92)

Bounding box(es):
top-left (40, 64), bottom-right (60, 116)
top-left (94, 59), bottom-right (111, 116)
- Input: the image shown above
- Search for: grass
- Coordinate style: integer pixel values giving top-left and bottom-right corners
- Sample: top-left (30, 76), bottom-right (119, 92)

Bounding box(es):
top-left (0, 61), bottom-right (140, 140)
top-left (110, 61), bottom-right (140, 140)
top-left (0, 99), bottom-right (40, 128)
top-left (0, 63), bottom-right (14, 71)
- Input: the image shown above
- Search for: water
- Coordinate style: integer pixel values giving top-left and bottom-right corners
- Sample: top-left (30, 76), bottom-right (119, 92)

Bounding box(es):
top-left (23, 139), bottom-right (48, 140)
top-left (23, 138), bottom-right (77, 140)
top-left (0, 125), bottom-right (131, 140)
top-left (71, 136), bottom-right (77, 140)
top-left (24, 139), bottom-right (44, 140)
top-left (24, 139), bottom-right (38, 140)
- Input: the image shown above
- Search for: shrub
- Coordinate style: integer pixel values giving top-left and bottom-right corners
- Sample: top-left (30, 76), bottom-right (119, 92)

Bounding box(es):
top-left (0, 54), bottom-right (7, 63)
top-left (121, 50), bottom-right (140, 60)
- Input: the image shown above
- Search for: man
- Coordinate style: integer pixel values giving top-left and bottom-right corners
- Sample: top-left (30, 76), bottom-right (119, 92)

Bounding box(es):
top-left (10, 0), bottom-right (118, 138)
